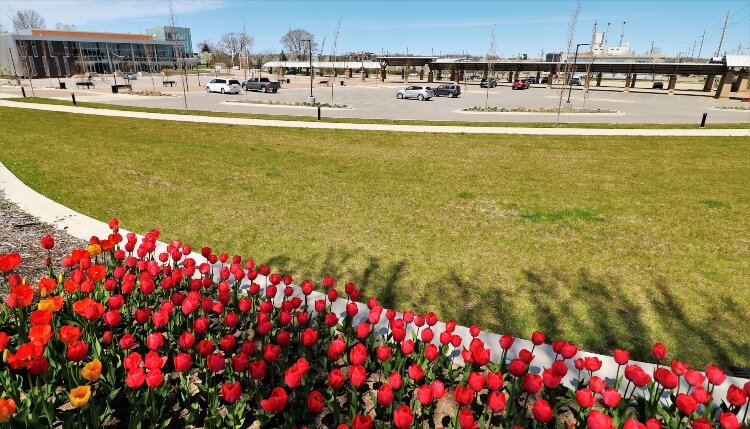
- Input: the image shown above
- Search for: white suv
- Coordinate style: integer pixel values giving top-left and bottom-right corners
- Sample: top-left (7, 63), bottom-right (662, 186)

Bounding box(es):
top-left (396, 86), bottom-right (434, 101)
top-left (205, 78), bottom-right (241, 94)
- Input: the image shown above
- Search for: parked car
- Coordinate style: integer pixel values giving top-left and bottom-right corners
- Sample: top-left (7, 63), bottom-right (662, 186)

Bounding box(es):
top-left (232, 65), bottom-right (240, 71)
top-left (123, 72), bottom-right (137, 80)
top-left (652, 81), bottom-right (664, 89)
top-left (512, 79), bottom-right (530, 90)
top-left (526, 76), bottom-right (537, 84)
top-left (541, 76), bottom-right (549, 84)
top-left (205, 78), bottom-right (242, 94)
top-left (396, 86), bottom-right (433, 100)
top-left (244, 77), bottom-right (280, 93)
top-left (433, 84), bottom-right (461, 97)
top-left (569, 76), bottom-right (583, 86)
top-left (479, 78), bottom-right (498, 88)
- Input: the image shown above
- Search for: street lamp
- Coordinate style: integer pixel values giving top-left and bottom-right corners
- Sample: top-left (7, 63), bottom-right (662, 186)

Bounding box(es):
top-left (566, 43), bottom-right (590, 104)
top-left (301, 39), bottom-right (314, 104)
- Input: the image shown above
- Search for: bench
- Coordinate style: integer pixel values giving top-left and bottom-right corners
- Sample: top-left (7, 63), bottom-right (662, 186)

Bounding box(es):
top-left (319, 80), bottom-right (328, 85)
top-left (163, 80), bottom-right (176, 87)
top-left (110, 84), bottom-right (132, 94)
top-left (76, 82), bottom-right (94, 89)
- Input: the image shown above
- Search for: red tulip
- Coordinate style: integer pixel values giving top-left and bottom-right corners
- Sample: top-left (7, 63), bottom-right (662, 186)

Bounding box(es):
top-left (587, 410), bottom-right (614, 429)
top-left (307, 390), bottom-right (324, 414)
top-left (173, 353), bottom-right (192, 373)
top-left (532, 399), bottom-right (553, 423)
top-left (487, 371), bottom-right (504, 391)
top-left (691, 386), bottom-right (712, 404)
top-left (126, 368), bottom-right (146, 388)
top-left (551, 360), bottom-right (568, 377)
top-left (652, 343), bottom-right (666, 361)
top-left (675, 393), bottom-right (697, 415)
top-left (622, 418), bottom-right (647, 429)
top-left (560, 342), bottom-right (578, 360)
top-left (67, 341), bottom-right (89, 362)
top-left (328, 368), bottom-right (345, 389)
top-left (221, 381), bottom-right (242, 404)
top-left (417, 384), bottom-right (433, 405)
top-left (408, 363), bottom-right (425, 382)
top-left (349, 343), bottom-right (368, 366)
top-left (432, 380), bottom-right (446, 399)
top-left (393, 405), bottom-right (414, 429)
top-left (401, 339), bottom-right (415, 356)
top-left (542, 368), bottom-right (562, 389)
top-left (377, 383), bottom-right (394, 406)
top-left (691, 418), bottom-right (712, 429)
top-left (589, 376), bottom-right (606, 393)
top-left (263, 344), bottom-right (281, 363)
top-left (349, 365), bottom-right (367, 388)
top-left (146, 369), bottom-right (164, 388)
top-left (249, 360), bottom-right (267, 379)
top-left (260, 387), bottom-right (287, 413)
top-left (625, 364), bottom-right (651, 387)
top-left (219, 334), bottom-right (236, 353)
top-left (531, 331), bottom-right (545, 345)
top-left (488, 391), bottom-right (507, 413)
top-left (725, 385), bottom-right (747, 407)
top-left (376, 345), bottom-right (391, 362)
top-left (671, 360), bottom-right (688, 376)
top-left (576, 388), bottom-right (596, 408)
top-left (206, 352), bottom-right (225, 373)
top-left (684, 369), bottom-right (705, 387)
top-left (119, 333), bottom-right (136, 350)
top-left (231, 353), bottom-right (248, 372)
top-left (508, 359), bottom-right (527, 377)
top-left (654, 367), bottom-right (678, 389)
top-left (518, 349), bottom-right (534, 364)
top-left (351, 415), bottom-right (373, 429)
top-left (705, 365), bottom-right (727, 386)
top-left (522, 373), bottom-right (542, 394)
top-left (602, 388), bottom-right (622, 407)
top-left (458, 407), bottom-right (478, 429)
top-left (469, 324), bottom-right (481, 337)
top-left (719, 412), bottom-right (741, 429)
top-left (146, 333), bottom-right (163, 351)
top-left (499, 334), bottom-right (514, 350)
top-left (197, 340), bottom-right (215, 357)
top-left (453, 386), bottom-right (474, 406)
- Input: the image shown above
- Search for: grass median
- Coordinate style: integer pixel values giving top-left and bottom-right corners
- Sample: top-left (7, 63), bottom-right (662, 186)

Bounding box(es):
top-left (2, 106), bottom-right (749, 367)
top-left (8, 96), bottom-right (750, 129)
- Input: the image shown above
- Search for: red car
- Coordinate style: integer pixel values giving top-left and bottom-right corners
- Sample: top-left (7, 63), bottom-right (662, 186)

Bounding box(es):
top-left (512, 79), bottom-right (530, 90)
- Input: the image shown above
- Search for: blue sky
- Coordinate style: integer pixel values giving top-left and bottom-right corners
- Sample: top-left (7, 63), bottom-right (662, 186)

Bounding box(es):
top-left (2, 0), bottom-right (748, 57)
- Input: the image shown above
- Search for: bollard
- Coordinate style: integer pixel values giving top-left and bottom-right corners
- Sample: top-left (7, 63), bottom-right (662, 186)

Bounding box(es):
top-left (21, 87), bottom-right (26, 97)
top-left (700, 112), bottom-right (707, 128)
top-left (317, 106), bottom-right (321, 121)
top-left (71, 93), bottom-right (77, 105)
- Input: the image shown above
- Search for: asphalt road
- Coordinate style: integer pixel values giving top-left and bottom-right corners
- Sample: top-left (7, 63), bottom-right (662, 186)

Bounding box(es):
top-left (2, 74), bottom-right (749, 124)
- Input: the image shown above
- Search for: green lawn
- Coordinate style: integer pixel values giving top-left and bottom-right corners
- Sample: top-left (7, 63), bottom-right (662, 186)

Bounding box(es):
top-left (10, 96), bottom-right (750, 129)
top-left (2, 107), bottom-right (749, 367)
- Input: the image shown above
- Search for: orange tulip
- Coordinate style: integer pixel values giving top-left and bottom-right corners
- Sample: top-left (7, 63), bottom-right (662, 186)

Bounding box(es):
top-left (0, 397), bottom-right (16, 422)
top-left (87, 244), bottom-right (101, 257)
top-left (29, 310), bottom-right (53, 326)
top-left (38, 296), bottom-right (64, 312)
top-left (59, 326), bottom-right (83, 345)
top-left (69, 386), bottom-right (91, 408)
top-left (37, 278), bottom-right (58, 297)
top-left (28, 324), bottom-right (52, 345)
top-left (82, 359), bottom-right (102, 382)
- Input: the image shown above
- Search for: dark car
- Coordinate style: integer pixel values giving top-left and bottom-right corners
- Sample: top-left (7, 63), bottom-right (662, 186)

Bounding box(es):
top-left (480, 78), bottom-right (498, 88)
top-left (652, 81), bottom-right (664, 89)
top-left (541, 76), bottom-right (549, 84)
top-left (433, 84), bottom-right (461, 97)
top-left (512, 79), bottom-right (530, 90)
top-left (244, 77), bottom-right (280, 93)
top-left (526, 76), bottom-right (537, 84)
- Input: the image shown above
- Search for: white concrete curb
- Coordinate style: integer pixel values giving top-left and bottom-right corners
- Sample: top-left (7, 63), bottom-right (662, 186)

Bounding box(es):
top-left (2, 99), bottom-right (749, 136)
top-left (0, 161), bottom-right (747, 412)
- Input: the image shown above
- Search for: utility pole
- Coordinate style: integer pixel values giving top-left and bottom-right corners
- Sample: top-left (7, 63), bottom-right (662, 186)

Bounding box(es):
top-left (697, 31), bottom-right (705, 60)
top-left (619, 21), bottom-right (626, 46)
top-left (649, 41), bottom-right (654, 57)
top-left (715, 11), bottom-right (730, 57)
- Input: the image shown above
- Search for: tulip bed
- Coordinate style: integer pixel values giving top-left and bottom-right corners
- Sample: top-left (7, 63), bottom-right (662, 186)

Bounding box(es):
top-left (0, 221), bottom-right (748, 429)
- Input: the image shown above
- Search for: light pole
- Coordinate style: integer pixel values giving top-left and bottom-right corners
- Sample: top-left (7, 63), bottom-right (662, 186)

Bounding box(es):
top-left (302, 39), bottom-right (314, 104)
top-left (566, 43), bottom-right (590, 104)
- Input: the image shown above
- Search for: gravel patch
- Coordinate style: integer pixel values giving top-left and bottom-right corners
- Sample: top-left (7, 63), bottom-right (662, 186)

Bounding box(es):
top-left (0, 190), bottom-right (85, 283)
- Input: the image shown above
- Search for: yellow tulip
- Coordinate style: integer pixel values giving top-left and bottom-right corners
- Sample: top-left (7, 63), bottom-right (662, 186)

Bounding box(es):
top-left (69, 385), bottom-right (91, 408)
top-left (81, 359), bottom-right (102, 382)
top-left (87, 244), bottom-right (101, 256)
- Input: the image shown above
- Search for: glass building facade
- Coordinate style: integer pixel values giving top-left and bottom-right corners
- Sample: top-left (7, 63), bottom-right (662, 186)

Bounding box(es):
top-left (146, 26), bottom-right (192, 57)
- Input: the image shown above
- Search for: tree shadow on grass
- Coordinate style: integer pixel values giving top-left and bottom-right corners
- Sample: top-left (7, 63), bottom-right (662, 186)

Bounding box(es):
top-left (262, 248), bottom-right (747, 366)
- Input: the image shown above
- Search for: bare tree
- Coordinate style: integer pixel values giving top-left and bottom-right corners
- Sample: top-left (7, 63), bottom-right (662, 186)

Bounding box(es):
top-left (9, 9), bottom-right (46, 30)
top-left (280, 28), bottom-right (317, 60)
top-left (485, 25), bottom-right (496, 111)
top-left (250, 50), bottom-right (275, 75)
top-left (54, 22), bottom-right (76, 31)
top-left (330, 15), bottom-right (343, 99)
top-left (220, 32), bottom-right (253, 67)
top-left (168, 0), bottom-right (188, 111)
top-left (556, 0), bottom-right (582, 125)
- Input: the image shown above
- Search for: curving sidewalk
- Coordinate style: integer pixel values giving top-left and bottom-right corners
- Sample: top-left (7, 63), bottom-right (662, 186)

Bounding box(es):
top-left (0, 161), bottom-right (747, 412)
top-left (2, 99), bottom-right (749, 136)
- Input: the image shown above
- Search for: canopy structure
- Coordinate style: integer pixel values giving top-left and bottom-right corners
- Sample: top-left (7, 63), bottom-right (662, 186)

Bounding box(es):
top-left (262, 61), bottom-right (381, 69)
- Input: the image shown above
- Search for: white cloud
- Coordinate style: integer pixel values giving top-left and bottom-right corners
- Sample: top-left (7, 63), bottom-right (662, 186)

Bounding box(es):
top-left (1, 0), bottom-right (224, 29)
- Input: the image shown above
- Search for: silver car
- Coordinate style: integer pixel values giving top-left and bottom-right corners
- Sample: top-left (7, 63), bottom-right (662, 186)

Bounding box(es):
top-left (396, 86), bottom-right (434, 101)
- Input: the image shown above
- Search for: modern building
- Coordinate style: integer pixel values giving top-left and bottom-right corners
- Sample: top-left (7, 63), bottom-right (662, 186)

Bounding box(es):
top-left (146, 26), bottom-right (192, 57)
top-left (0, 29), bottom-right (180, 78)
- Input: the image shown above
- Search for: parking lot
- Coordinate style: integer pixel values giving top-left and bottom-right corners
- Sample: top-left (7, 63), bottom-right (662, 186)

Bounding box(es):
top-left (2, 73), bottom-right (749, 124)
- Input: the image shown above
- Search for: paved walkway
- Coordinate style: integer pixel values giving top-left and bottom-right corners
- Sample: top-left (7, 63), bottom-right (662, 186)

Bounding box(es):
top-left (2, 99), bottom-right (749, 136)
